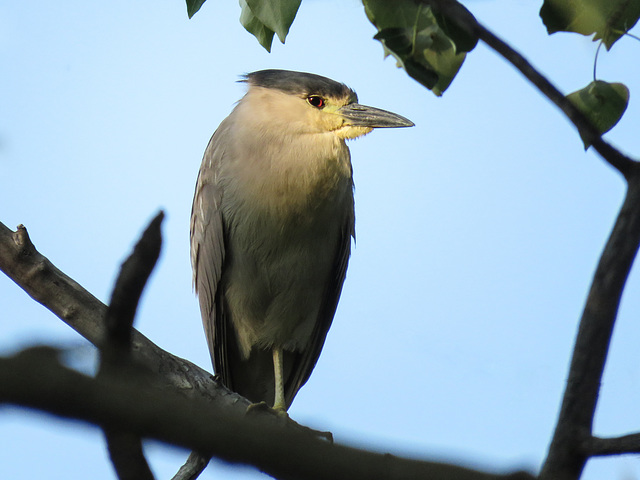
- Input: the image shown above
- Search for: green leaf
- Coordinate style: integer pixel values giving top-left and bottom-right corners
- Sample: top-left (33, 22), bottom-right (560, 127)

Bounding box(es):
top-left (186, 0), bottom-right (207, 18)
top-left (403, 58), bottom-right (440, 90)
top-left (433, 5), bottom-right (479, 53)
top-left (540, 0), bottom-right (640, 49)
top-left (239, 0), bottom-right (276, 52)
top-left (566, 81), bottom-right (629, 148)
top-left (373, 28), bottom-right (418, 57)
top-left (363, 0), bottom-right (473, 96)
top-left (245, 0), bottom-right (301, 44)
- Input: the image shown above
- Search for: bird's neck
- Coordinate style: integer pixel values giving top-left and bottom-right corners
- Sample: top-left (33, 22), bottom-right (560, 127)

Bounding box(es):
top-left (229, 131), bottom-right (353, 218)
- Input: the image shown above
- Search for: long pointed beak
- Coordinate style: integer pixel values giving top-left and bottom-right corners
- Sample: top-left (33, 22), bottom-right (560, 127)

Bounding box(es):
top-left (338, 103), bottom-right (414, 128)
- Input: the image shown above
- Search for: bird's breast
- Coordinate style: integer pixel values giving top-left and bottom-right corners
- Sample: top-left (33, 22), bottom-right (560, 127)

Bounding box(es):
top-left (219, 134), bottom-right (354, 356)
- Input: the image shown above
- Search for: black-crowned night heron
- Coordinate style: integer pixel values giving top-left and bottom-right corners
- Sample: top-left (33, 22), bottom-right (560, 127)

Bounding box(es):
top-left (190, 69), bottom-right (413, 412)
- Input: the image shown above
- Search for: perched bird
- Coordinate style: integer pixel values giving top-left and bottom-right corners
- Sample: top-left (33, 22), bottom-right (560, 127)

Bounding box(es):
top-left (190, 69), bottom-right (413, 411)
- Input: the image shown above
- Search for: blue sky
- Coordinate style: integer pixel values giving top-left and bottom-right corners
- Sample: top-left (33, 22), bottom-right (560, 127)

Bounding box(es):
top-left (2, 1), bottom-right (640, 479)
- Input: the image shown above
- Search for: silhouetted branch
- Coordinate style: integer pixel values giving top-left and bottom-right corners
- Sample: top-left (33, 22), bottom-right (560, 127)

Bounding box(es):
top-left (104, 211), bottom-right (164, 350)
top-left (538, 175), bottom-right (640, 480)
top-left (105, 430), bottom-right (155, 480)
top-left (99, 212), bottom-right (165, 480)
top-left (0, 346), bottom-right (534, 480)
top-left (585, 433), bottom-right (640, 456)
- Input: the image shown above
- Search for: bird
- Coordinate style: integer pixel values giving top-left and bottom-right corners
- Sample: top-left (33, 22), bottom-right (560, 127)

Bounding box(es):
top-left (190, 69), bottom-right (413, 412)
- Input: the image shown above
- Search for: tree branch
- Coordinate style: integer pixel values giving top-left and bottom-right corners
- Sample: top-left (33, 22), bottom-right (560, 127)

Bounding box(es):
top-left (538, 175), bottom-right (640, 480)
top-left (0, 218), bottom-right (255, 478)
top-left (0, 220), bottom-right (248, 410)
top-left (0, 346), bottom-right (534, 480)
top-left (474, 26), bottom-right (638, 177)
top-left (104, 211), bottom-right (164, 350)
top-left (585, 433), bottom-right (640, 456)
top-left (171, 452), bottom-right (210, 480)
top-left (409, 2), bottom-right (640, 478)
top-left (104, 430), bottom-right (155, 480)
top-left (99, 212), bottom-right (165, 480)
top-left (0, 219), bottom-right (535, 479)
top-left (421, 0), bottom-right (639, 177)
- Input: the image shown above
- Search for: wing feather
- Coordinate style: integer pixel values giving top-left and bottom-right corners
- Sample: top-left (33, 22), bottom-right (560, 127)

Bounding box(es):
top-left (190, 122), bottom-right (230, 381)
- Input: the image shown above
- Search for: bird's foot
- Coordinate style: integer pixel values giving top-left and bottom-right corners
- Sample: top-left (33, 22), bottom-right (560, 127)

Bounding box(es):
top-left (245, 401), bottom-right (270, 414)
top-left (245, 401), bottom-right (289, 418)
top-left (272, 406), bottom-right (288, 418)
top-left (244, 403), bottom-right (332, 442)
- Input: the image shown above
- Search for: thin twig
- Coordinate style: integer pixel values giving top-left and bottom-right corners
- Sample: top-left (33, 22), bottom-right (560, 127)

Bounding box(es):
top-left (475, 25), bottom-right (638, 177)
top-left (171, 452), bottom-right (210, 480)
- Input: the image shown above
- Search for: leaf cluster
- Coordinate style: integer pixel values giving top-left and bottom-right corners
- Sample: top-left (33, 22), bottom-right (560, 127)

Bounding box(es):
top-left (186, 0), bottom-right (637, 147)
top-left (364, 0), bottom-right (476, 96)
top-left (187, 0), bottom-right (302, 52)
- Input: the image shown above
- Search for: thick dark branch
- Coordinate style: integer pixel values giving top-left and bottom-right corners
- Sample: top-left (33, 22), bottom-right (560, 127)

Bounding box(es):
top-left (0, 220), bottom-right (535, 479)
top-left (100, 213), bottom-right (165, 480)
top-left (104, 430), bottom-right (155, 480)
top-left (105, 211), bottom-right (164, 349)
top-left (585, 433), bottom-right (640, 456)
top-left (421, 0), bottom-right (638, 177)
top-left (539, 176), bottom-right (640, 480)
top-left (0, 347), bottom-right (534, 480)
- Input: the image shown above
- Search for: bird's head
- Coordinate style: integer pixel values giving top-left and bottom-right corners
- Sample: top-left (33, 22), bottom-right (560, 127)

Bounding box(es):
top-left (241, 69), bottom-right (414, 140)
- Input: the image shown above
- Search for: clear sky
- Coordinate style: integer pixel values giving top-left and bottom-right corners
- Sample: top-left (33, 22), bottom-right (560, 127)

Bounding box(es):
top-left (2, 1), bottom-right (640, 479)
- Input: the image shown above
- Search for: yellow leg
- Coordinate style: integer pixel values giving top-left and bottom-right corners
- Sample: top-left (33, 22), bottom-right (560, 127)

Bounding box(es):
top-left (272, 347), bottom-right (287, 412)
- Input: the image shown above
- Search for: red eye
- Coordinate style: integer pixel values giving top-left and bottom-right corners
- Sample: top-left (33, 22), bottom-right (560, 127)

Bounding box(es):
top-left (307, 96), bottom-right (325, 108)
